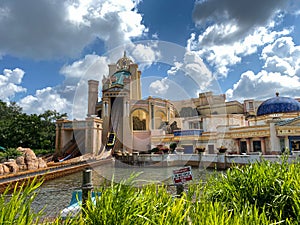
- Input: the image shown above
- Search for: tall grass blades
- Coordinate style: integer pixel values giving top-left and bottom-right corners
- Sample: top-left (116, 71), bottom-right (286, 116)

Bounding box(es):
top-left (0, 177), bottom-right (43, 225)
top-left (203, 158), bottom-right (300, 222)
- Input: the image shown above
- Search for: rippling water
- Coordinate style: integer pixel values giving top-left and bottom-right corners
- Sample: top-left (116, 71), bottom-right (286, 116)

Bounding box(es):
top-left (33, 161), bottom-right (217, 220)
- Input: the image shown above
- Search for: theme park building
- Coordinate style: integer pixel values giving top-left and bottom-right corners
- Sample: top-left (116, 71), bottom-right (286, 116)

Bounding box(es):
top-left (55, 53), bottom-right (300, 159)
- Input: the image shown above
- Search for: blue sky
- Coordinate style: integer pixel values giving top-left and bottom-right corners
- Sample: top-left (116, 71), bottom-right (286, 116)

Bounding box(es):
top-left (1, 0), bottom-right (300, 119)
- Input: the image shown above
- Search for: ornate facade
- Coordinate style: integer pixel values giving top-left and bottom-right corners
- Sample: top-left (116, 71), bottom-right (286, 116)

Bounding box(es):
top-left (55, 53), bottom-right (300, 157)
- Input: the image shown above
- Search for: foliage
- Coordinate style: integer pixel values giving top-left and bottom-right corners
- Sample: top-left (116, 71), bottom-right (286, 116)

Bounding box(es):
top-left (3, 160), bottom-right (300, 224)
top-left (149, 147), bottom-right (159, 153)
top-left (34, 149), bottom-right (55, 157)
top-left (0, 100), bottom-right (66, 150)
top-left (81, 174), bottom-right (189, 225)
top-left (169, 142), bottom-right (177, 152)
top-left (0, 177), bottom-right (44, 225)
top-left (7, 148), bottom-right (22, 159)
top-left (203, 158), bottom-right (300, 222)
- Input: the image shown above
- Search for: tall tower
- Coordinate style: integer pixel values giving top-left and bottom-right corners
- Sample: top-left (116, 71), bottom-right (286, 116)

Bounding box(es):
top-left (101, 52), bottom-right (141, 152)
top-left (87, 80), bottom-right (99, 116)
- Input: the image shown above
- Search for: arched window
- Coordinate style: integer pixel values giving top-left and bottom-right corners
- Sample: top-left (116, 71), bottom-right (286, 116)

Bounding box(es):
top-left (132, 109), bottom-right (148, 130)
top-left (155, 110), bottom-right (167, 129)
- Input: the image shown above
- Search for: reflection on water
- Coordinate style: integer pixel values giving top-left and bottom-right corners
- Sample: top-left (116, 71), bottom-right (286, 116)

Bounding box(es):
top-left (34, 162), bottom-right (216, 219)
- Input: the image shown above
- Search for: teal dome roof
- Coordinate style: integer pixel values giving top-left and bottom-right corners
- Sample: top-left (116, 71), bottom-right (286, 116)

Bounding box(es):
top-left (257, 93), bottom-right (300, 116)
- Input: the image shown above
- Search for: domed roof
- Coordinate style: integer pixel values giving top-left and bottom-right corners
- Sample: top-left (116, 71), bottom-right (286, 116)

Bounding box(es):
top-left (257, 93), bottom-right (300, 116)
top-left (116, 51), bottom-right (133, 71)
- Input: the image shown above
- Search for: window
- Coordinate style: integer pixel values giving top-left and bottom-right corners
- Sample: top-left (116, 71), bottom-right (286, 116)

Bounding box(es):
top-left (188, 121), bottom-right (203, 129)
top-left (240, 141), bottom-right (247, 153)
top-left (248, 102), bottom-right (253, 110)
top-left (253, 141), bottom-right (261, 152)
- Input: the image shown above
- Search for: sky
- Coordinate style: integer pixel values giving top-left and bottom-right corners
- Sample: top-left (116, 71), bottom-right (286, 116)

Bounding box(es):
top-left (1, 0), bottom-right (300, 119)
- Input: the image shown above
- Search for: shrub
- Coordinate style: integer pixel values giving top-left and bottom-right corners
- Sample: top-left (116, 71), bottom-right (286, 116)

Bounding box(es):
top-left (203, 158), bottom-right (300, 222)
top-left (0, 177), bottom-right (43, 225)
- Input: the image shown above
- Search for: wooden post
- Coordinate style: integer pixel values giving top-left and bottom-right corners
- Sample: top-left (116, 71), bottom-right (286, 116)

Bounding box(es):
top-left (82, 168), bottom-right (93, 211)
top-left (176, 184), bottom-right (184, 197)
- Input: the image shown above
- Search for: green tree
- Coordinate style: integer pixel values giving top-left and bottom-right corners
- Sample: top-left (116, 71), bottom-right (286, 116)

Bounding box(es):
top-left (0, 100), bottom-right (67, 150)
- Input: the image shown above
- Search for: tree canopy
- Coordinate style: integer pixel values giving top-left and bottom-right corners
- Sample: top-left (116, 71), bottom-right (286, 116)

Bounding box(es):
top-left (0, 100), bottom-right (67, 150)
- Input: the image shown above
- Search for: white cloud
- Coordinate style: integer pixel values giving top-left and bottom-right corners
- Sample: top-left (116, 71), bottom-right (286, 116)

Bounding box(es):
top-left (0, 68), bottom-right (26, 101)
top-left (166, 51), bottom-right (214, 91)
top-left (188, 25), bottom-right (292, 77)
top-left (148, 50), bottom-right (216, 100)
top-left (60, 54), bottom-right (108, 80)
top-left (19, 87), bottom-right (70, 115)
top-left (226, 70), bottom-right (300, 101)
top-left (16, 54), bottom-right (109, 117)
top-left (0, 0), bottom-right (147, 59)
top-left (130, 42), bottom-right (161, 70)
top-left (226, 37), bottom-right (300, 101)
top-left (190, 0), bottom-right (296, 77)
top-left (149, 77), bottom-right (169, 95)
top-left (192, 0), bottom-right (290, 45)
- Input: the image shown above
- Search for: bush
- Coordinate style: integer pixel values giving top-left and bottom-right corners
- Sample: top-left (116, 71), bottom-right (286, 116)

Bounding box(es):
top-left (33, 149), bottom-right (55, 157)
top-left (203, 158), bottom-right (300, 222)
top-left (4, 148), bottom-right (22, 160)
top-left (149, 147), bottom-right (159, 153)
top-left (3, 160), bottom-right (300, 224)
top-left (169, 142), bottom-right (177, 153)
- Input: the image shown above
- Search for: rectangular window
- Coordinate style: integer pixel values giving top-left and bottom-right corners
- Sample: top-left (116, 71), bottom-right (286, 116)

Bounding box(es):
top-left (253, 141), bottom-right (261, 152)
top-left (248, 102), bottom-right (254, 110)
top-left (240, 141), bottom-right (247, 153)
top-left (208, 145), bottom-right (214, 154)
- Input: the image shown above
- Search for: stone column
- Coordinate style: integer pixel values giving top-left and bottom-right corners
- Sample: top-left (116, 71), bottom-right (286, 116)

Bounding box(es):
top-left (284, 136), bottom-right (289, 150)
top-left (235, 139), bottom-right (240, 154)
top-left (246, 138), bottom-right (251, 154)
top-left (88, 80), bottom-right (99, 116)
top-left (260, 137), bottom-right (266, 155)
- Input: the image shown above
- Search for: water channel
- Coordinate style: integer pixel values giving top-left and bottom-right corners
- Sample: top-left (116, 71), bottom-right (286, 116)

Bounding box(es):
top-left (33, 161), bottom-right (217, 220)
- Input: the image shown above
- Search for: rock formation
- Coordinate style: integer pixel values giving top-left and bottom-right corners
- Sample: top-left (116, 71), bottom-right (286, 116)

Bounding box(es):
top-left (0, 147), bottom-right (47, 176)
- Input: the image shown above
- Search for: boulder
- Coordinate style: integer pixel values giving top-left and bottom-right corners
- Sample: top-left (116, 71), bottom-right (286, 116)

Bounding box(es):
top-left (2, 164), bottom-right (10, 174)
top-left (27, 160), bottom-right (39, 170)
top-left (0, 164), bottom-right (4, 175)
top-left (4, 160), bottom-right (19, 173)
top-left (38, 158), bottom-right (47, 168)
top-left (16, 156), bottom-right (27, 170)
top-left (17, 147), bottom-right (32, 153)
top-left (6, 147), bottom-right (47, 172)
top-left (24, 149), bottom-right (37, 162)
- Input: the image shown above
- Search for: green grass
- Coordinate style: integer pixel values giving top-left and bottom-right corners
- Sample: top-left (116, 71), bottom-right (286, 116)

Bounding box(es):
top-left (2, 158), bottom-right (300, 224)
top-left (0, 177), bottom-right (43, 225)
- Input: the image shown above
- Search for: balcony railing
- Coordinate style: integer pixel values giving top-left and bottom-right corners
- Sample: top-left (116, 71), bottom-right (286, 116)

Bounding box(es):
top-left (173, 129), bottom-right (204, 136)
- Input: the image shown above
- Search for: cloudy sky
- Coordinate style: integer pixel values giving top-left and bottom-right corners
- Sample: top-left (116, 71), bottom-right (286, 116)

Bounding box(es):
top-left (0, 0), bottom-right (300, 118)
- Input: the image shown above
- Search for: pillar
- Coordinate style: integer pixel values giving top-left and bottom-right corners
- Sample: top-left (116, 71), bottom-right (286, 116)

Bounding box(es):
top-left (235, 139), bottom-right (240, 154)
top-left (260, 137), bottom-right (266, 155)
top-left (246, 138), bottom-right (251, 154)
top-left (88, 80), bottom-right (99, 116)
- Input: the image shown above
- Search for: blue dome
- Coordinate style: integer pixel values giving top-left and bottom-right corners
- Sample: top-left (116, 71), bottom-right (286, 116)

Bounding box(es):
top-left (257, 93), bottom-right (300, 116)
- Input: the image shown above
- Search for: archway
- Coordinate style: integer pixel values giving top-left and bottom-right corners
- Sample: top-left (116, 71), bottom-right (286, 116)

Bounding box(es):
top-left (155, 110), bottom-right (167, 129)
top-left (131, 109), bottom-right (148, 131)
